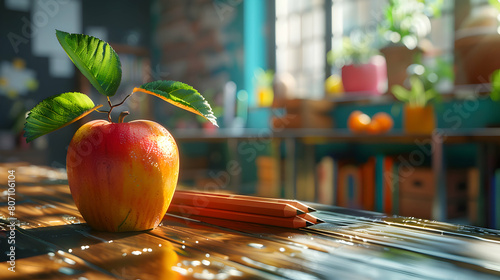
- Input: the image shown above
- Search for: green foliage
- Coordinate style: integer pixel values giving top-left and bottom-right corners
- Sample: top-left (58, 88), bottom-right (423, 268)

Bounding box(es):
top-left (328, 37), bottom-right (380, 67)
top-left (409, 54), bottom-right (454, 91)
top-left (24, 92), bottom-right (102, 142)
top-left (489, 0), bottom-right (500, 12)
top-left (392, 75), bottom-right (437, 107)
top-left (56, 30), bottom-right (122, 97)
top-left (394, 53), bottom-right (451, 107)
top-left (379, 0), bottom-right (443, 49)
top-left (490, 69), bottom-right (500, 102)
top-left (24, 30), bottom-right (217, 142)
top-left (254, 68), bottom-right (274, 88)
top-left (134, 81), bottom-right (218, 127)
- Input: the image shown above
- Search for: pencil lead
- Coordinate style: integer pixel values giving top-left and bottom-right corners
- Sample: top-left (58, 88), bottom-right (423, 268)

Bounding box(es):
top-left (316, 218), bottom-right (326, 223)
top-left (307, 207), bottom-right (316, 212)
top-left (297, 209), bottom-right (306, 215)
top-left (305, 221), bottom-right (314, 227)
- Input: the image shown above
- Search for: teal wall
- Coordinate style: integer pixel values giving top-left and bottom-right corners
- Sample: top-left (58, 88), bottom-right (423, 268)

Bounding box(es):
top-left (435, 98), bottom-right (500, 129)
top-left (244, 0), bottom-right (268, 107)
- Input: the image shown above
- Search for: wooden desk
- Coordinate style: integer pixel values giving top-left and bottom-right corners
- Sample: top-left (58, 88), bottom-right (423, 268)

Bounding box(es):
top-left (1, 163), bottom-right (500, 279)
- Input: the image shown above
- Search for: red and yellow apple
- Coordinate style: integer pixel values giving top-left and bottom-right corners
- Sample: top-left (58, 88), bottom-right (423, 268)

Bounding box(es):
top-left (66, 119), bottom-right (179, 232)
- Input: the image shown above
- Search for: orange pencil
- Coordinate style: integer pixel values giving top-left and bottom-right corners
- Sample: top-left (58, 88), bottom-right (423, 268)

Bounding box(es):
top-left (172, 191), bottom-right (305, 217)
top-left (298, 213), bottom-right (325, 224)
top-left (168, 204), bottom-right (314, 229)
top-left (176, 190), bottom-right (316, 213)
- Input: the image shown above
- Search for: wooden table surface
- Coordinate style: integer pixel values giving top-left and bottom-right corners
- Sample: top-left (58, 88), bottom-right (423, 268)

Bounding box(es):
top-left (1, 163), bottom-right (500, 280)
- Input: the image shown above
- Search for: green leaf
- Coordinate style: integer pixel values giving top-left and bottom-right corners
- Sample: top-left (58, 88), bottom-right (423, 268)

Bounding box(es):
top-left (491, 69), bottom-right (500, 102)
top-left (391, 85), bottom-right (410, 103)
top-left (24, 92), bottom-right (103, 142)
top-left (56, 30), bottom-right (121, 97)
top-left (409, 75), bottom-right (425, 106)
top-left (424, 88), bottom-right (437, 103)
top-left (489, 0), bottom-right (500, 12)
top-left (133, 81), bottom-right (218, 127)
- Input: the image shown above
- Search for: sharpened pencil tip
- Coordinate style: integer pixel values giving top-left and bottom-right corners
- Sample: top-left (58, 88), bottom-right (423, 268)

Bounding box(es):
top-left (305, 221), bottom-right (314, 227)
top-left (316, 218), bottom-right (326, 223)
top-left (308, 207), bottom-right (316, 212)
top-left (297, 209), bottom-right (306, 215)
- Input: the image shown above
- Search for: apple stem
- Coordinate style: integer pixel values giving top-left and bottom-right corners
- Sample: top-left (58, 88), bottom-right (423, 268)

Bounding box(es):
top-left (107, 97), bottom-right (113, 122)
top-left (105, 93), bottom-right (134, 123)
top-left (118, 111), bottom-right (130, 123)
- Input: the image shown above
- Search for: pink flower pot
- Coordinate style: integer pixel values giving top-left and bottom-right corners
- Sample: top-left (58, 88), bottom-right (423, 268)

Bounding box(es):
top-left (341, 55), bottom-right (387, 95)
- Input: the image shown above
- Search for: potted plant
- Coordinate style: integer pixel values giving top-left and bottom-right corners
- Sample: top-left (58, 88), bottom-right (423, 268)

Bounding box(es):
top-left (455, 1), bottom-right (500, 84)
top-left (378, 0), bottom-right (443, 89)
top-left (328, 37), bottom-right (387, 95)
top-left (392, 75), bottom-right (437, 134)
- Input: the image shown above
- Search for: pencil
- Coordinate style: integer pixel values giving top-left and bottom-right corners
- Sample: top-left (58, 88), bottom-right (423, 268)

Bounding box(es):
top-left (176, 190), bottom-right (316, 213)
top-left (172, 191), bottom-right (305, 217)
top-left (298, 213), bottom-right (325, 224)
top-left (168, 204), bottom-right (314, 229)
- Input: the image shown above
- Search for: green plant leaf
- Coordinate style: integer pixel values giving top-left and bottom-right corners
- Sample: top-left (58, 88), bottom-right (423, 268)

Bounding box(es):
top-left (424, 88), bottom-right (437, 104)
top-left (491, 69), bottom-right (500, 101)
top-left (391, 85), bottom-right (410, 103)
top-left (489, 0), bottom-right (500, 12)
top-left (24, 92), bottom-right (103, 142)
top-left (133, 81), bottom-right (218, 127)
top-left (56, 30), bottom-right (121, 97)
top-left (409, 76), bottom-right (425, 106)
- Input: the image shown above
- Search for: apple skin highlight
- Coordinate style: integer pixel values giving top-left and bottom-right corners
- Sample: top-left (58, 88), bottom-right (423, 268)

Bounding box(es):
top-left (66, 119), bottom-right (179, 232)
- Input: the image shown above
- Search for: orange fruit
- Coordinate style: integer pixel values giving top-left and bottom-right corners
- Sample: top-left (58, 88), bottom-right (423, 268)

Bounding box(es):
top-left (366, 119), bottom-right (382, 135)
top-left (348, 111), bottom-right (371, 133)
top-left (372, 112), bottom-right (394, 133)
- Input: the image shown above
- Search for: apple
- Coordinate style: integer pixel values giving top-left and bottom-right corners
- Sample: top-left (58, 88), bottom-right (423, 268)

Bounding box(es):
top-left (24, 31), bottom-right (217, 232)
top-left (66, 117), bottom-right (179, 232)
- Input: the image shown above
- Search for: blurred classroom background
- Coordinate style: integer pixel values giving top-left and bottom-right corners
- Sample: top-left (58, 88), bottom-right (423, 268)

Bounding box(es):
top-left (1, 0), bottom-right (500, 229)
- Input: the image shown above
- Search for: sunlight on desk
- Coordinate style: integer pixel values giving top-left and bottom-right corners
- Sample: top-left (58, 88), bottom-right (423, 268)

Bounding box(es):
top-left (1, 163), bottom-right (500, 279)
